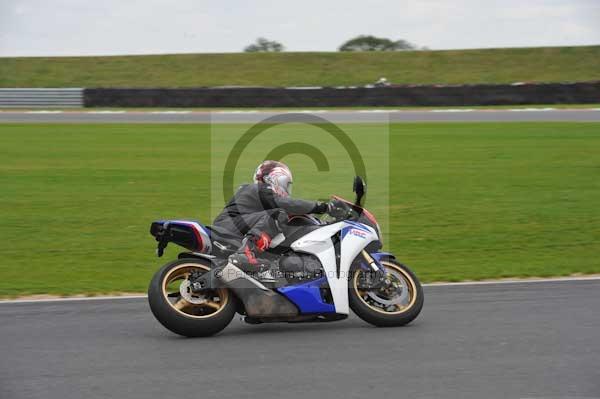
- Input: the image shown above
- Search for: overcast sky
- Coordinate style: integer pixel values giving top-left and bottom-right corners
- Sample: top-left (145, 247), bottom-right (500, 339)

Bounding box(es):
top-left (1, 0), bottom-right (599, 56)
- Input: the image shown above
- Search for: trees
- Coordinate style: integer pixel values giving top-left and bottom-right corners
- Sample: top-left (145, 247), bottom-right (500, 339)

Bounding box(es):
top-left (244, 38), bottom-right (285, 53)
top-left (338, 35), bottom-right (417, 52)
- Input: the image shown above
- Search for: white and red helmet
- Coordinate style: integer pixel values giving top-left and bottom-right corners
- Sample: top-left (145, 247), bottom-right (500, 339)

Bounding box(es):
top-left (253, 160), bottom-right (293, 197)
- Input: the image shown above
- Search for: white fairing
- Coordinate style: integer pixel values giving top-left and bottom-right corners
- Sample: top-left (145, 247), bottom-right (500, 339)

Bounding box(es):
top-left (291, 221), bottom-right (378, 314)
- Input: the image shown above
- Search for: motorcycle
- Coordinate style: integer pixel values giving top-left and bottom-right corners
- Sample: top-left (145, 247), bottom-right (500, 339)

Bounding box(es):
top-left (147, 177), bottom-right (423, 337)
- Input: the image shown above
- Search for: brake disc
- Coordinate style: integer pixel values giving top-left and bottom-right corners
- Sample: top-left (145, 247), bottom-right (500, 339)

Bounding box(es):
top-left (366, 271), bottom-right (409, 306)
top-left (179, 280), bottom-right (208, 305)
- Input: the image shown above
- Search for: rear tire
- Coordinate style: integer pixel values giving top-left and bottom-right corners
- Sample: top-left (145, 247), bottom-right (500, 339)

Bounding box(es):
top-left (148, 258), bottom-right (236, 337)
top-left (349, 259), bottom-right (423, 327)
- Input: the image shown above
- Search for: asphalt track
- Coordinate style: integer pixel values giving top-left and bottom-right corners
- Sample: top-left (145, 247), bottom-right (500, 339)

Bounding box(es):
top-left (1, 279), bottom-right (598, 399)
top-left (1, 109), bottom-right (600, 123)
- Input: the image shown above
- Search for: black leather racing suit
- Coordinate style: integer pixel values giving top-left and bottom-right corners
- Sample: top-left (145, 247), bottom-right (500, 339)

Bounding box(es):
top-left (212, 183), bottom-right (327, 240)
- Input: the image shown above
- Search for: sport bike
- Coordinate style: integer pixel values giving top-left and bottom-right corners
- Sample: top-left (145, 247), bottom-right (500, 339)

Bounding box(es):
top-left (148, 177), bottom-right (423, 337)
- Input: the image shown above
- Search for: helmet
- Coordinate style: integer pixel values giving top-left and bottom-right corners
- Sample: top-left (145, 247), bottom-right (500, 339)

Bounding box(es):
top-left (253, 160), bottom-right (293, 197)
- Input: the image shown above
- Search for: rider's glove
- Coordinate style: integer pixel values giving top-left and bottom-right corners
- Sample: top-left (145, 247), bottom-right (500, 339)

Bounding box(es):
top-left (312, 201), bottom-right (329, 214)
top-left (327, 199), bottom-right (350, 219)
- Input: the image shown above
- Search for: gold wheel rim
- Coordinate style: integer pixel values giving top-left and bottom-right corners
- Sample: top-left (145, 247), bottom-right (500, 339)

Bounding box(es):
top-left (161, 263), bottom-right (229, 319)
top-left (353, 261), bottom-right (418, 315)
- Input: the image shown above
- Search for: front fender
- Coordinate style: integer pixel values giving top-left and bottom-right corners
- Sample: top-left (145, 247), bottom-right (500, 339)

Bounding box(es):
top-left (370, 252), bottom-right (396, 263)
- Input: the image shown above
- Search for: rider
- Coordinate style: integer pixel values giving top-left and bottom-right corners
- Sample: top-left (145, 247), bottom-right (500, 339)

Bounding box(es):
top-left (212, 160), bottom-right (344, 278)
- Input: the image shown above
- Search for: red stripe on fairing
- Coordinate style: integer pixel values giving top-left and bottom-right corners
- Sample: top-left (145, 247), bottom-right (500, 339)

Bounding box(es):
top-left (190, 226), bottom-right (205, 252)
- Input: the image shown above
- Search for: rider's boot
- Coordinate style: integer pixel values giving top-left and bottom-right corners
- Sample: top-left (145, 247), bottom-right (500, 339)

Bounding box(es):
top-left (228, 233), bottom-right (277, 283)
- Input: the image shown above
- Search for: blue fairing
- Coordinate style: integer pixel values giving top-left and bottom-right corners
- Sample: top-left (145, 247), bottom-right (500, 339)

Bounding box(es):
top-left (277, 277), bottom-right (336, 314)
top-left (278, 252), bottom-right (396, 314)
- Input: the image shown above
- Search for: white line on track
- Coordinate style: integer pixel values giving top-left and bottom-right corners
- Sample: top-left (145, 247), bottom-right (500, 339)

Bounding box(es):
top-left (281, 110), bottom-right (328, 114)
top-left (2, 108), bottom-right (599, 115)
top-left (507, 108), bottom-right (556, 112)
top-left (26, 110), bottom-right (64, 114)
top-left (86, 110), bottom-right (127, 114)
top-left (0, 295), bottom-right (147, 304)
top-left (1, 276), bottom-right (599, 304)
top-left (423, 275), bottom-right (600, 287)
top-left (150, 111), bottom-right (192, 114)
top-left (430, 109), bottom-right (475, 113)
top-left (215, 110), bottom-right (259, 114)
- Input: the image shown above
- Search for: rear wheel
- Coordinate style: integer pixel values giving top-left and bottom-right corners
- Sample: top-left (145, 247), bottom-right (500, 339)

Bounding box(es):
top-left (349, 259), bottom-right (423, 327)
top-left (148, 258), bottom-right (236, 337)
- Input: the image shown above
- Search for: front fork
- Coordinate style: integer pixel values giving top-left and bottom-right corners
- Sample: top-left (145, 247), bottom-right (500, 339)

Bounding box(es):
top-left (356, 250), bottom-right (389, 289)
top-left (361, 250), bottom-right (386, 273)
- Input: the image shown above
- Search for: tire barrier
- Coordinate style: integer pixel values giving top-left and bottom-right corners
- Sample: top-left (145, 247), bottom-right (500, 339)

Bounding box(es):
top-left (83, 82), bottom-right (600, 108)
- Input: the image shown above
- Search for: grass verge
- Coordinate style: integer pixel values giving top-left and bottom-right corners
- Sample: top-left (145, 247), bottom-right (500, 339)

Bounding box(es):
top-left (1, 46), bottom-right (599, 88)
top-left (1, 122), bottom-right (599, 296)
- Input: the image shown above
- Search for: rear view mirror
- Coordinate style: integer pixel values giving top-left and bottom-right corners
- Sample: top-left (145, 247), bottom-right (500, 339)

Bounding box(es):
top-left (353, 176), bottom-right (366, 206)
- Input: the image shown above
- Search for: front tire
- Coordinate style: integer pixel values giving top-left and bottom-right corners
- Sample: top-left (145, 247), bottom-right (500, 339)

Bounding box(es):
top-left (349, 258), bottom-right (423, 327)
top-left (148, 258), bottom-right (236, 337)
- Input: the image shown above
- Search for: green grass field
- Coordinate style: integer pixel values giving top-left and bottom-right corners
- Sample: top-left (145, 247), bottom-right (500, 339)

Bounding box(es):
top-left (1, 122), bottom-right (599, 297)
top-left (1, 46), bottom-right (599, 88)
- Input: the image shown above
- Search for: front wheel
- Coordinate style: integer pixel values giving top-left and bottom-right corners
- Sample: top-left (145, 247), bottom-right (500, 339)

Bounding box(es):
top-left (349, 258), bottom-right (423, 327)
top-left (148, 258), bottom-right (236, 337)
